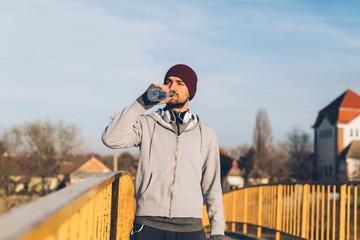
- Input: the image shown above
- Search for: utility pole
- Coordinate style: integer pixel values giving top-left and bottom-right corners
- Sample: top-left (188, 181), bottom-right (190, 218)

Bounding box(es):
top-left (113, 149), bottom-right (118, 171)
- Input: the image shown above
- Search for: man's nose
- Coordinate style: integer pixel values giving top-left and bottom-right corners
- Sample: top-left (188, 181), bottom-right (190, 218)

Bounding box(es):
top-left (169, 83), bottom-right (176, 91)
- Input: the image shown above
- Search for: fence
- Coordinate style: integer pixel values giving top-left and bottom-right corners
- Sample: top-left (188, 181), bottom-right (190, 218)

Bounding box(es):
top-left (1, 174), bottom-right (359, 240)
top-left (0, 172), bottom-right (135, 240)
top-left (203, 182), bottom-right (359, 240)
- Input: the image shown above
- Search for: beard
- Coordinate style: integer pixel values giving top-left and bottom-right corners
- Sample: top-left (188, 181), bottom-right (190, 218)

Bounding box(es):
top-left (166, 95), bottom-right (189, 110)
top-left (166, 101), bottom-right (187, 109)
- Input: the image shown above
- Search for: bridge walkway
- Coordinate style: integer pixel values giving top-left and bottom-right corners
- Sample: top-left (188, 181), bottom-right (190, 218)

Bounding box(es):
top-left (206, 232), bottom-right (263, 240)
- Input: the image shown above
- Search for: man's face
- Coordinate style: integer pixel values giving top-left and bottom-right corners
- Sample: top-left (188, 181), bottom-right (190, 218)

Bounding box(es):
top-left (164, 76), bottom-right (190, 109)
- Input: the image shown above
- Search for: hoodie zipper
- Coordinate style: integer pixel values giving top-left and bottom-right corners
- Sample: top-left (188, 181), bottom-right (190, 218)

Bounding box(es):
top-left (169, 135), bottom-right (180, 217)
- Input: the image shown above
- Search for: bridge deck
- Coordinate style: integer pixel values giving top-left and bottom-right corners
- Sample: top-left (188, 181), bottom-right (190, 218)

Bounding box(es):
top-left (206, 232), bottom-right (262, 240)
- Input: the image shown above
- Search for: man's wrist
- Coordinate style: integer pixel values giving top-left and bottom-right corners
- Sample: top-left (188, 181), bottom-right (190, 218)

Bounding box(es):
top-left (136, 84), bottom-right (158, 110)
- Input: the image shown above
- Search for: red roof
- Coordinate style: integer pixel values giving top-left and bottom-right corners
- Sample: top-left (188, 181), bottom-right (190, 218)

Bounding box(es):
top-left (74, 156), bottom-right (111, 173)
top-left (219, 148), bottom-right (235, 180)
top-left (219, 147), bottom-right (234, 160)
top-left (313, 89), bottom-right (360, 127)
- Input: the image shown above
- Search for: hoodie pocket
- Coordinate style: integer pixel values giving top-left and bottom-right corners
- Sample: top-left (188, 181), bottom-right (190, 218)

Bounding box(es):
top-left (138, 172), bottom-right (153, 196)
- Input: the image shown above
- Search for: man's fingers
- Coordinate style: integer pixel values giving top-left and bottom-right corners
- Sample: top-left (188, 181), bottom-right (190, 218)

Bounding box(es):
top-left (154, 84), bottom-right (170, 93)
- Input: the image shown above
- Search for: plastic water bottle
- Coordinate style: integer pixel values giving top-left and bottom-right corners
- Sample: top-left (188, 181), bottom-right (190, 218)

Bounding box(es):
top-left (147, 88), bottom-right (174, 102)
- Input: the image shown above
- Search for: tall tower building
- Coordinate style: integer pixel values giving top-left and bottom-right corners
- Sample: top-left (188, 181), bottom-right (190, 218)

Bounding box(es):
top-left (313, 89), bottom-right (360, 180)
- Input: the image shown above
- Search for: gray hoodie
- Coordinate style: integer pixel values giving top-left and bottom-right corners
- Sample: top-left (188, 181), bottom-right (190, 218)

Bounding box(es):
top-left (102, 100), bottom-right (225, 236)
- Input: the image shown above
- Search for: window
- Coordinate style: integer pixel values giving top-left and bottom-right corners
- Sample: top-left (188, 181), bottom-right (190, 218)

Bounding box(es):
top-left (329, 165), bottom-right (333, 177)
top-left (319, 129), bottom-right (332, 139)
top-left (324, 165), bottom-right (329, 177)
top-left (350, 129), bottom-right (353, 137)
top-left (357, 129), bottom-right (359, 137)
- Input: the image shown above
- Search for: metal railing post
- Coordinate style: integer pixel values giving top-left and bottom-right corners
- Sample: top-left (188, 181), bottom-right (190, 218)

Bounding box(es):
top-left (110, 177), bottom-right (119, 239)
top-left (339, 184), bottom-right (346, 240)
top-left (231, 191), bottom-right (236, 232)
top-left (243, 188), bottom-right (248, 234)
top-left (332, 185), bottom-right (336, 240)
top-left (354, 185), bottom-right (358, 240)
top-left (346, 185), bottom-right (351, 240)
top-left (257, 186), bottom-right (263, 238)
top-left (301, 184), bottom-right (310, 239)
top-left (321, 185), bottom-right (325, 240)
top-left (275, 184), bottom-right (283, 240)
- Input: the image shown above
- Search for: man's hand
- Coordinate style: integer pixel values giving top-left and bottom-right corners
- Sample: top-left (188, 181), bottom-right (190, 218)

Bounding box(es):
top-left (153, 84), bottom-right (173, 105)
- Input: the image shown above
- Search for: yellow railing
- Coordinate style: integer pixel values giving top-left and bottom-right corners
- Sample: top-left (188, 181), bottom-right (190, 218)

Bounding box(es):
top-left (0, 172), bottom-right (135, 240)
top-left (202, 182), bottom-right (360, 240)
top-left (1, 174), bottom-right (359, 240)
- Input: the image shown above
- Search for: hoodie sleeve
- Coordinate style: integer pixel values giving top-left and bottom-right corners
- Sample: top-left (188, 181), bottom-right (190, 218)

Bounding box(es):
top-left (102, 100), bottom-right (146, 149)
top-left (102, 84), bottom-right (161, 149)
top-left (201, 134), bottom-right (225, 236)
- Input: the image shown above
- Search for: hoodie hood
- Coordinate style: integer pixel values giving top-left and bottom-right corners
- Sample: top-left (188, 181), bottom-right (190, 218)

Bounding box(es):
top-left (149, 108), bottom-right (200, 132)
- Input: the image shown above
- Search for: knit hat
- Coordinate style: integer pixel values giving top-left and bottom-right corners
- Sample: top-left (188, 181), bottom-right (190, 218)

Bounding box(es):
top-left (164, 64), bottom-right (198, 100)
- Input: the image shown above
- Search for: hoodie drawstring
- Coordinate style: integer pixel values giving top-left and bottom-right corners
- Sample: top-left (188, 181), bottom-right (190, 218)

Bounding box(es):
top-left (149, 122), bottom-right (157, 163)
top-left (199, 123), bottom-right (203, 153)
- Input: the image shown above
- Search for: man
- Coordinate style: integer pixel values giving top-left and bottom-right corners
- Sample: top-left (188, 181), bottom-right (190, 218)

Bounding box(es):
top-left (102, 64), bottom-right (225, 240)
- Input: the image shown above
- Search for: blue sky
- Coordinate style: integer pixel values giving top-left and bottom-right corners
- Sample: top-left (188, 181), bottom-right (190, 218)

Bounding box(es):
top-left (1, 0), bottom-right (360, 155)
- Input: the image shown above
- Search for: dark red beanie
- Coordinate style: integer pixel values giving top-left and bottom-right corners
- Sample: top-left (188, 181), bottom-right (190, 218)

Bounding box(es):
top-left (164, 64), bottom-right (198, 101)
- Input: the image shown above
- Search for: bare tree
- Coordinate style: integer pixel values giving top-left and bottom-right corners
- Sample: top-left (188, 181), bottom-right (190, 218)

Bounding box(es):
top-left (0, 141), bottom-right (6, 158)
top-left (225, 144), bottom-right (252, 160)
top-left (56, 120), bottom-right (82, 158)
top-left (2, 127), bottom-right (23, 155)
top-left (238, 147), bottom-right (255, 179)
top-left (0, 140), bottom-right (7, 190)
top-left (287, 127), bottom-right (313, 180)
top-left (118, 152), bottom-right (137, 176)
top-left (253, 108), bottom-right (272, 170)
top-left (0, 120), bottom-right (83, 196)
top-left (267, 141), bottom-right (291, 181)
top-left (100, 151), bottom-right (137, 176)
top-left (22, 120), bottom-right (58, 195)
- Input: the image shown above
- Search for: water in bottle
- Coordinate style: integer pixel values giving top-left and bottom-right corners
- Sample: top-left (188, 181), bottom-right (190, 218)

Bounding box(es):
top-left (147, 88), bottom-right (174, 102)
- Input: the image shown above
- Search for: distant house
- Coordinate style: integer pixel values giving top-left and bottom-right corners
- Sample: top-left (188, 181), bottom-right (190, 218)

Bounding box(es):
top-left (219, 148), bottom-right (244, 192)
top-left (313, 89), bottom-right (360, 180)
top-left (338, 141), bottom-right (360, 181)
top-left (70, 156), bottom-right (111, 184)
top-left (56, 161), bottom-right (84, 189)
top-left (226, 160), bottom-right (244, 190)
top-left (6, 155), bottom-right (59, 194)
top-left (247, 168), bottom-right (270, 186)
